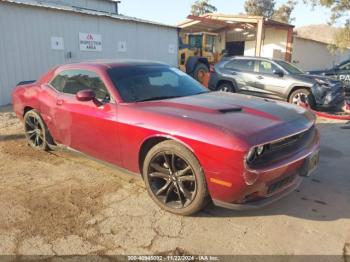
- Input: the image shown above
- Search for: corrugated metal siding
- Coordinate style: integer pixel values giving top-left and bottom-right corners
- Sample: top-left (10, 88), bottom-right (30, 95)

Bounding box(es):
top-left (0, 2), bottom-right (178, 105)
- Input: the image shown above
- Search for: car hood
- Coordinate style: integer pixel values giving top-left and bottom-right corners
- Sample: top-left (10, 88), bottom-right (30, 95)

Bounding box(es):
top-left (136, 92), bottom-right (315, 146)
top-left (296, 73), bottom-right (340, 85)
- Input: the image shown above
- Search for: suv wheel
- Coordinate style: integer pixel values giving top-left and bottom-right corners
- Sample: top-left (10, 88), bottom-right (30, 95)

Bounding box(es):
top-left (289, 88), bottom-right (315, 108)
top-left (143, 140), bottom-right (209, 216)
top-left (218, 82), bottom-right (234, 92)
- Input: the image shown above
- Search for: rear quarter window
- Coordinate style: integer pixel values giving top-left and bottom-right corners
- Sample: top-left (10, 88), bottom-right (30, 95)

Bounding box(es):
top-left (225, 59), bottom-right (255, 72)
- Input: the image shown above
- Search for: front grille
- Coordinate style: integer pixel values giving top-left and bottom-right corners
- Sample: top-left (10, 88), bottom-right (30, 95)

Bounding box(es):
top-left (267, 175), bottom-right (295, 195)
top-left (269, 126), bottom-right (314, 152)
top-left (248, 126), bottom-right (316, 169)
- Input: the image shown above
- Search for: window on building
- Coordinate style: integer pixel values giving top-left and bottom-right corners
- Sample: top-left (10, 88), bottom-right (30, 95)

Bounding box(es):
top-left (50, 70), bottom-right (110, 102)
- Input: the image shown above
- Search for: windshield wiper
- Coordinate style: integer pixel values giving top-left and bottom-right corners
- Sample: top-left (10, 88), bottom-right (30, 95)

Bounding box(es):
top-left (136, 95), bottom-right (183, 102)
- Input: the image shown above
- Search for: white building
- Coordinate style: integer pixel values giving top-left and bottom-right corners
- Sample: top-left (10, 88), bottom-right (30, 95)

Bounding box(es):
top-left (292, 24), bottom-right (350, 71)
top-left (0, 0), bottom-right (179, 106)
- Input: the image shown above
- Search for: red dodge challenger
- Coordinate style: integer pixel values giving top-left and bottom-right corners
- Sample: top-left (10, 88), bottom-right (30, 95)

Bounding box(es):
top-left (12, 60), bottom-right (320, 215)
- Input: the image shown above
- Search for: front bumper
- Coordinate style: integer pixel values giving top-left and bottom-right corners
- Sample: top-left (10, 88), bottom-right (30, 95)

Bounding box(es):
top-left (213, 176), bottom-right (303, 210)
top-left (312, 82), bottom-right (345, 108)
top-left (211, 128), bottom-right (320, 211)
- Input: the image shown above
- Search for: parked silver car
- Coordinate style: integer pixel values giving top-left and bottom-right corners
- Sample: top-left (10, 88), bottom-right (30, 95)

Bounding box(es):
top-left (208, 56), bottom-right (345, 109)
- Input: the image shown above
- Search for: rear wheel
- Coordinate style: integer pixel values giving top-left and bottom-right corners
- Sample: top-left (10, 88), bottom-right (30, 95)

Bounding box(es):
top-left (218, 82), bottom-right (235, 92)
top-left (23, 110), bottom-right (51, 151)
top-left (289, 88), bottom-right (315, 108)
top-left (143, 140), bottom-right (209, 216)
top-left (193, 63), bottom-right (209, 84)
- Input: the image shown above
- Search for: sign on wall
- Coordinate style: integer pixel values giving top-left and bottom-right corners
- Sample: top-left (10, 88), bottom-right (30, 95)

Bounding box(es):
top-left (51, 37), bottom-right (64, 50)
top-left (79, 33), bottom-right (102, 52)
top-left (118, 41), bottom-right (127, 52)
top-left (168, 44), bottom-right (176, 54)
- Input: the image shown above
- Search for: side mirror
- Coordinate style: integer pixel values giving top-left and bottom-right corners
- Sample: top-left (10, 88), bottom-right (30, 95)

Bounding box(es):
top-left (273, 69), bottom-right (284, 77)
top-left (76, 89), bottom-right (96, 102)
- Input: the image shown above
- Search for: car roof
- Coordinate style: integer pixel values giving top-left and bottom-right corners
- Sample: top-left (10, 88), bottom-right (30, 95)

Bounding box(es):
top-left (223, 56), bottom-right (285, 63)
top-left (58, 59), bottom-right (169, 70)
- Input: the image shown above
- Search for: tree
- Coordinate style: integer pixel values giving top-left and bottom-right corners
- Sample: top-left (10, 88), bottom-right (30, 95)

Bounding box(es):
top-left (244, 0), bottom-right (275, 17)
top-left (304, 0), bottom-right (350, 50)
top-left (190, 0), bottom-right (217, 16)
top-left (244, 0), bottom-right (297, 23)
top-left (272, 0), bottom-right (297, 23)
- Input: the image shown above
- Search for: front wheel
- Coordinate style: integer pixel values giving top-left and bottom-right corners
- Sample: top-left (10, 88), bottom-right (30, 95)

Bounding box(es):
top-left (143, 141), bottom-right (209, 216)
top-left (289, 88), bottom-right (315, 108)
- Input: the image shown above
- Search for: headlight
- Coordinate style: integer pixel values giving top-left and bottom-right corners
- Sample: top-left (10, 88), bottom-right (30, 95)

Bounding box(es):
top-left (246, 148), bottom-right (256, 163)
top-left (246, 145), bottom-right (266, 164)
top-left (314, 77), bottom-right (328, 86)
top-left (256, 145), bottom-right (265, 156)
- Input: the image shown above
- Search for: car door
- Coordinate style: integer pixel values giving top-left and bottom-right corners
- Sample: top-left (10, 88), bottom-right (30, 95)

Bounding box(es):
top-left (223, 58), bottom-right (258, 93)
top-left (253, 60), bottom-right (288, 100)
top-left (50, 69), bottom-right (122, 166)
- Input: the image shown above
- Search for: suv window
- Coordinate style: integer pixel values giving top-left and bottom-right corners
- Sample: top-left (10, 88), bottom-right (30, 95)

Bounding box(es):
top-left (339, 61), bottom-right (350, 70)
top-left (225, 59), bottom-right (255, 72)
top-left (258, 60), bottom-right (280, 74)
top-left (50, 70), bottom-right (110, 102)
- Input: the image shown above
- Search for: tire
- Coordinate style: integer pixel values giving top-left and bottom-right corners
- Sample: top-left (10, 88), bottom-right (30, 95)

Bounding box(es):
top-left (218, 82), bottom-right (235, 92)
top-left (288, 88), bottom-right (316, 108)
top-left (23, 110), bottom-right (51, 151)
top-left (193, 63), bottom-right (209, 84)
top-left (142, 140), bottom-right (209, 216)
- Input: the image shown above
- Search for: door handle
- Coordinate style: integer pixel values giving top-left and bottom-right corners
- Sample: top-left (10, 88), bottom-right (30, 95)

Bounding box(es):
top-left (56, 99), bottom-right (64, 106)
top-left (257, 76), bottom-right (264, 80)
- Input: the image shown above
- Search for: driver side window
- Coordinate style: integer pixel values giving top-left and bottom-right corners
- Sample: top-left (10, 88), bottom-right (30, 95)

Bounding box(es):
top-left (50, 70), bottom-right (111, 102)
top-left (258, 61), bottom-right (279, 74)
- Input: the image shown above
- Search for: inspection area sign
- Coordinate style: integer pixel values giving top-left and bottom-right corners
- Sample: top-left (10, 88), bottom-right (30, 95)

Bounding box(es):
top-left (79, 33), bottom-right (102, 52)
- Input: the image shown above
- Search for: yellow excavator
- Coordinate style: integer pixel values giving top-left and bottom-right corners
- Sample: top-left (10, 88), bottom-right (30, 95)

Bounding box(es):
top-left (178, 32), bottom-right (223, 83)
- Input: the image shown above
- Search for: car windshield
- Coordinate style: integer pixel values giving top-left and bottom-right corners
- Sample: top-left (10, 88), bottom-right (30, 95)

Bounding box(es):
top-left (107, 65), bottom-right (208, 102)
top-left (275, 60), bottom-right (304, 75)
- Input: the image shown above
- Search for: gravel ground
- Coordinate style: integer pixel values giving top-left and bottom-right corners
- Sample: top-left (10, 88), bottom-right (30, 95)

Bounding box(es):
top-left (0, 105), bottom-right (350, 257)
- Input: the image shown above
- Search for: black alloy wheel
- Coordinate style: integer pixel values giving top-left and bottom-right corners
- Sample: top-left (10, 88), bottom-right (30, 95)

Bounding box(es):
top-left (147, 152), bottom-right (196, 208)
top-left (143, 141), bottom-right (209, 215)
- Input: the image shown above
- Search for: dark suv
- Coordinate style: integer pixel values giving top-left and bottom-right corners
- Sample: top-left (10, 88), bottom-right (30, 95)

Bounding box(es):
top-left (208, 56), bottom-right (345, 109)
top-left (307, 58), bottom-right (350, 98)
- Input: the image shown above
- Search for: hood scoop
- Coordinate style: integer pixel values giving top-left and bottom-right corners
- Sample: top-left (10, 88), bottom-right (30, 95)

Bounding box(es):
top-left (218, 107), bottom-right (242, 113)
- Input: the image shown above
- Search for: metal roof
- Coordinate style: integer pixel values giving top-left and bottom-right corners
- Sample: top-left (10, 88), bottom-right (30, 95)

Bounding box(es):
top-left (178, 13), bottom-right (294, 33)
top-left (0, 0), bottom-right (178, 29)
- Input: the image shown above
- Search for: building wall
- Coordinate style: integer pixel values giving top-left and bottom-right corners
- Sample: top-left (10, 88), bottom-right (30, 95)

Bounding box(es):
top-left (292, 37), bottom-right (350, 71)
top-left (244, 27), bottom-right (288, 59)
top-left (19, 0), bottom-right (116, 13)
top-left (0, 2), bottom-right (178, 106)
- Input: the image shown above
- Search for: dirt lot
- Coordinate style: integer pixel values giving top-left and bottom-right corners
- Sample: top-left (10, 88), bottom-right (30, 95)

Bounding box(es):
top-left (0, 105), bottom-right (350, 257)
